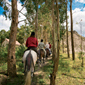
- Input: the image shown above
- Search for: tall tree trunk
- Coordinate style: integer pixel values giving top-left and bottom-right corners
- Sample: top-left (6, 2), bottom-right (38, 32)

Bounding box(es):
top-left (70, 0), bottom-right (75, 60)
top-left (62, 27), bottom-right (64, 53)
top-left (7, 0), bottom-right (18, 77)
top-left (50, 0), bottom-right (60, 85)
top-left (35, 0), bottom-right (38, 38)
top-left (80, 20), bottom-right (83, 67)
top-left (66, 0), bottom-right (70, 58)
top-left (51, 0), bottom-right (55, 61)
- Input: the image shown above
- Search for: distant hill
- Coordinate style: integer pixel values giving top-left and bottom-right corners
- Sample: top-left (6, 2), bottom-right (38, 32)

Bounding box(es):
top-left (63, 31), bottom-right (85, 53)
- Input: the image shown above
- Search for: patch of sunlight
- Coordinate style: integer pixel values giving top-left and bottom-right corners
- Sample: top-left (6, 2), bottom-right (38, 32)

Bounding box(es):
top-left (16, 64), bottom-right (19, 68)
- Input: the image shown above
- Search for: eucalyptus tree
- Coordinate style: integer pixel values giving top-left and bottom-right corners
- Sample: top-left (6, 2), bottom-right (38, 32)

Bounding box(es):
top-left (38, 3), bottom-right (52, 43)
top-left (20, 0), bottom-right (45, 38)
top-left (7, 0), bottom-right (18, 77)
top-left (50, 0), bottom-right (60, 84)
top-left (0, 0), bottom-right (18, 77)
top-left (59, 1), bottom-right (66, 53)
top-left (70, 0), bottom-right (75, 60)
top-left (66, 0), bottom-right (70, 58)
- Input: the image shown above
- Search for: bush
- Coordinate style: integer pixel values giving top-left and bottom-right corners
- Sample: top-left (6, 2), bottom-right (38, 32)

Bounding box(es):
top-left (0, 46), bottom-right (8, 58)
top-left (16, 45), bottom-right (26, 59)
top-left (0, 45), bottom-right (27, 59)
top-left (78, 51), bottom-right (85, 60)
top-left (58, 55), bottom-right (71, 72)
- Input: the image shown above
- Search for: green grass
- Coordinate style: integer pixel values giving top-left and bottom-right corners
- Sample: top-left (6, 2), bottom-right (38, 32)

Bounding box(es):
top-left (0, 52), bottom-right (85, 85)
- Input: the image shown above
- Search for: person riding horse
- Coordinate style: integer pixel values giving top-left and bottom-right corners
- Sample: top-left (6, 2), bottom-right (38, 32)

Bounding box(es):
top-left (38, 39), bottom-right (46, 58)
top-left (45, 42), bottom-right (50, 58)
top-left (22, 32), bottom-right (38, 84)
top-left (25, 31), bottom-right (38, 56)
top-left (49, 42), bottom-right (52, 55)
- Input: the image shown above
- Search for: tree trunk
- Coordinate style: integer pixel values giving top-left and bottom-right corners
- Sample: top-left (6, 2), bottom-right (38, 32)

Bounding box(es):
top-left (35, 0), bottom-right (38, 38)
top-left (50, 0), bottom-right (60, 84)
top-left (51, 0), bottom-right (55, 62)
top-left (62, 28), bottom-right (64, 53)
top-left (80, 20), bottom-right (83, 67)
top-left (66, 0), bottom-right (70, 58)
top-left (70, 0), bottom-right (75, 60)
top-left (7, 0), bottom-right (18, 77)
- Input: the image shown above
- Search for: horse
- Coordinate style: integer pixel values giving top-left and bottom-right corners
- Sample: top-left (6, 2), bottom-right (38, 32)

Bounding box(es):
top-left (22, 49), bottom-right (37, 85)
top-left (45, 48), bottom-right (50, 59)
top-left (38, 49), bottom-right (45, 64)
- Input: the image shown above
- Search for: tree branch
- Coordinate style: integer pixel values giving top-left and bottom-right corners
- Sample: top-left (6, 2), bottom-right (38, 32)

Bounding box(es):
top-left (19, 0), bottom-right (28, 13)
top-left (4, 0), bottom-right (34, 25)
top-left (18, 19), bottom-right (26, 23)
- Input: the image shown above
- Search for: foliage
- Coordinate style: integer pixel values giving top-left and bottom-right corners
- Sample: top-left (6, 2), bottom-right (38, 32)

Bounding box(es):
top-left (17, 26), bottom-right (31, 44)
top-left (0, 30), bottom-right (10, 44)
top-left (0, 0), bottom-right (11, 19)
top-left (60, 25), bottom-right (66, 40)
top-left (0, 52), bottom-right (85, 85)
top-left (78, 51), bottom-right (85, 60)
top-left (58, 55), bottom-right (71, 72)
top-left (15, 45), bottom-right (26, 59)
top-left (0, 45), bottom-right (8, 58)
top-left (0, 44), bottom-right (26, 59)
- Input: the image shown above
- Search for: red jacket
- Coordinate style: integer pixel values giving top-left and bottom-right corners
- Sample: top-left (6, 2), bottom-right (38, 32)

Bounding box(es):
top-left (26, 37), bottom-right (38, 47)
top-left (49, 44), bottom-right (51, 49)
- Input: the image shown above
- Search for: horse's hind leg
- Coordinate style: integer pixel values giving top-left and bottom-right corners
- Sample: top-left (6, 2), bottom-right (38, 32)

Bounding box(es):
top-left (39, 56), bottom-right (41, 64)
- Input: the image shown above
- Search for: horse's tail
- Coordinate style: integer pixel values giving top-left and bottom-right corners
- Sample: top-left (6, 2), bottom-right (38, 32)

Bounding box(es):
top-left (25, 70), bottom-right (31, 85)
top-left (24, 50), bottom-right (33, 85)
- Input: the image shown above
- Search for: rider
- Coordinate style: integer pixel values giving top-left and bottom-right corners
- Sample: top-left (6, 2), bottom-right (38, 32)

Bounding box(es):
top-left (45, 42), bottom-right (50, 56)
top-left (49, 42), bottom-right (51, 49)
top-left (38, 39), bottom-right (46, 57)
top-left (26, 31), bottom-right (38, 56)
top-left (49, 42), bottom-right (52, 55)
top-left (45, 42), bottom-right (49, 49)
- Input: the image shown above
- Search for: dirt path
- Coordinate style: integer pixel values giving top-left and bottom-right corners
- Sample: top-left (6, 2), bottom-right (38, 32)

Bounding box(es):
top-left (31, 56), bottom-right (52, 85)
top-left (0, 74), bottom-right (8, 85)
top-left (0, 56), bottom-right (52, 85)
top-left (35, 56), bottom-right (52, 72)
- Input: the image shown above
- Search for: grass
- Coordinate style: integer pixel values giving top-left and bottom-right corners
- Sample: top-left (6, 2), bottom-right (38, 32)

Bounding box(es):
top-left (0, 52), bottom-right (85, 85)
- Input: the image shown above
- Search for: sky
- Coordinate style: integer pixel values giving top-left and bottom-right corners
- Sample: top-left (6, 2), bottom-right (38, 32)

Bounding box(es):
top-left (0, 0), bottom-right (85, 36)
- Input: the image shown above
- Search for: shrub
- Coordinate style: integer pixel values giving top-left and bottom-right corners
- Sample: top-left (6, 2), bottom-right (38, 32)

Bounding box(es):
top-left (16, 45), bottom-right (26, 59)
top-left (58, 55), bottom-right (71, 72)
top-left (0, 46), bottom-right (8, 58)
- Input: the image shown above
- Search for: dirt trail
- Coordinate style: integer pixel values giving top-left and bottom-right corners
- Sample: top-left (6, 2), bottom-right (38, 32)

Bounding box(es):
top-left (35, 56), bottom-right (52, 72)
top-left (31, 56), bottom-right (52, 85)
top-left (0, 56), bottom-right (52, 85)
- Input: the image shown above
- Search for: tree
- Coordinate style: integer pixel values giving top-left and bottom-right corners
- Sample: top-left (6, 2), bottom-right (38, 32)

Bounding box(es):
top-left (50, 0), bottom-right (60, 84)
top-left (70, 0), bottom-right (75, 60)
top-left (7, 0), bottom-right (18, 77)
top-left (57, 0), bottom-right (66, 53)
top-left (66, 0), bottom-right (70, 58)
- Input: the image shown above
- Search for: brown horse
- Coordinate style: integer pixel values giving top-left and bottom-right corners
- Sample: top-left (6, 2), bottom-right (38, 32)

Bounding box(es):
top-left (38, 49), bottom-right (45, 64)
top-left (45, 48), bottom-right (50, 59)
